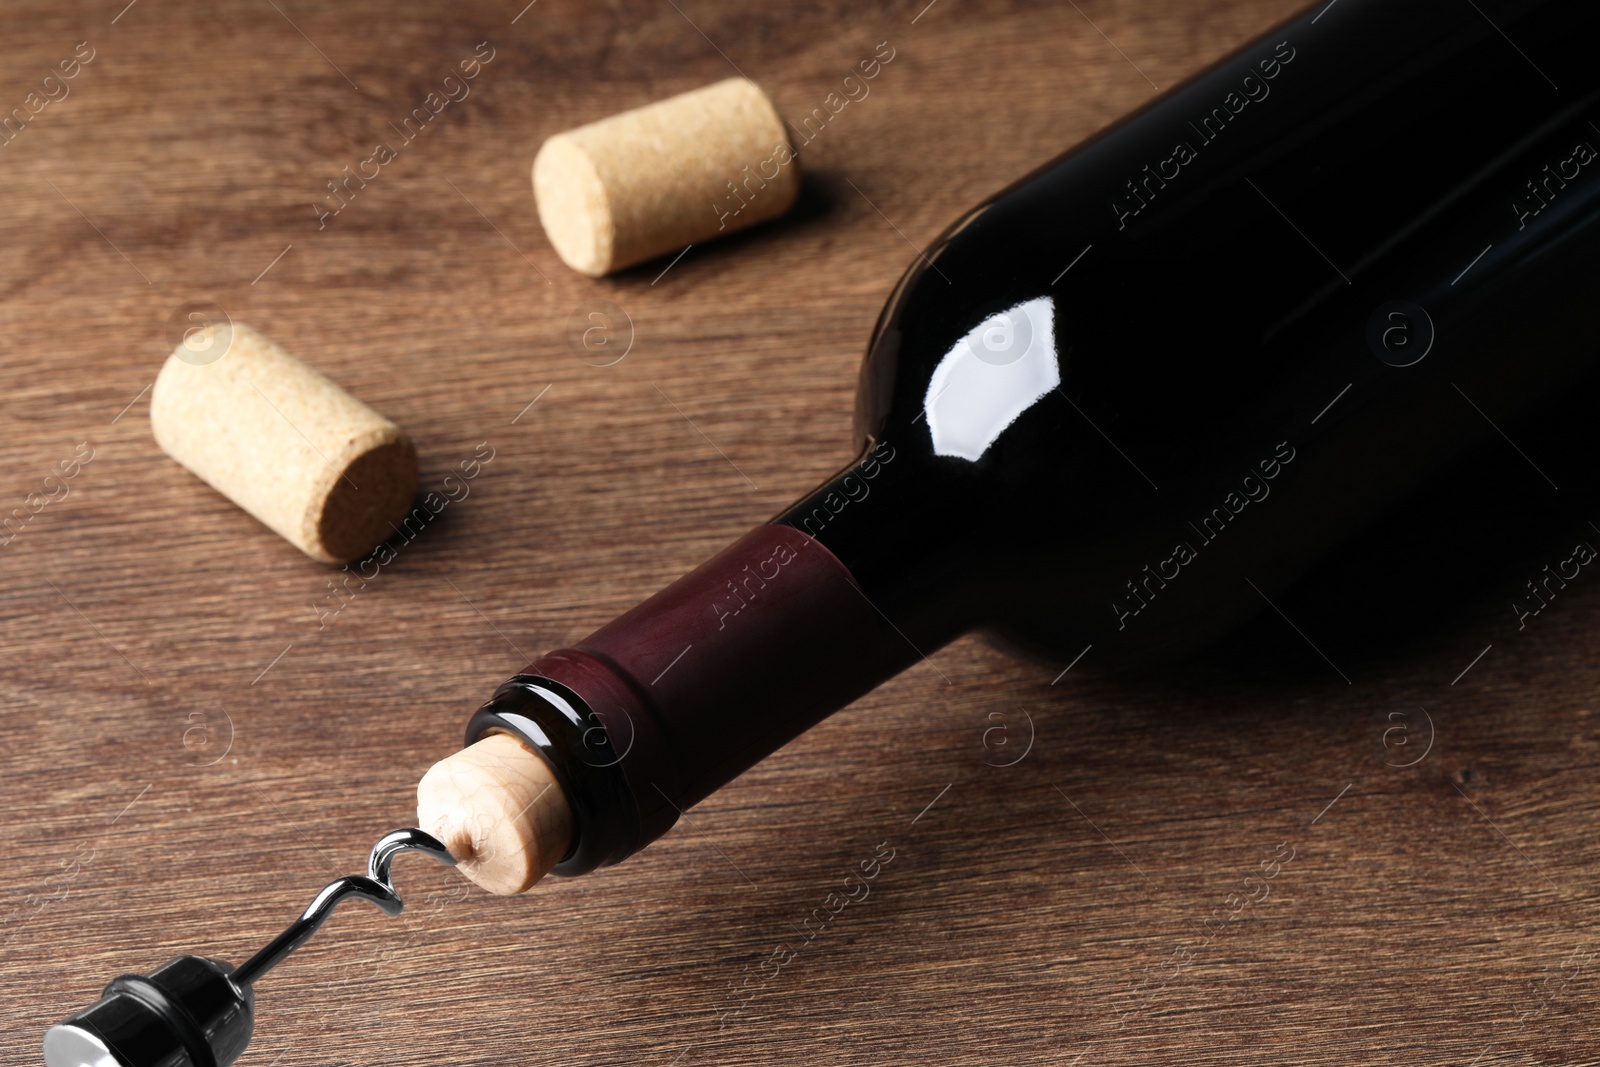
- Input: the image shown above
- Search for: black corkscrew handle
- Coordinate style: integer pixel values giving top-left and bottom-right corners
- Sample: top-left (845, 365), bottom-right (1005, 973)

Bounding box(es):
top-left (42, 828), bottom-right (455, 1067)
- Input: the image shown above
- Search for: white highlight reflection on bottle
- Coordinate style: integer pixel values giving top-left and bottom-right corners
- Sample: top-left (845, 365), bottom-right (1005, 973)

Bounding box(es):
top-left (924, 296), bottom-right (1060, 462)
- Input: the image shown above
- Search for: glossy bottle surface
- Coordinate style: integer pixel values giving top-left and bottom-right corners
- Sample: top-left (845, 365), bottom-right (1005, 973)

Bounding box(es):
top-left (780, 0), bottom-right (1600, 667)
top-left (481, 0), bottom-right (1600, 871)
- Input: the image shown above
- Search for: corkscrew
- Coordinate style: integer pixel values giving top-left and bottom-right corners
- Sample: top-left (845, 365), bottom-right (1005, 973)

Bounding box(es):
top-left (42, 827), bottom-right (456, 1067)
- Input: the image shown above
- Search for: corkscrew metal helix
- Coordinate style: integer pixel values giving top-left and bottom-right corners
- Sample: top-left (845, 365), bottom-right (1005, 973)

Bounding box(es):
top-left (42, 827), bottom-right (456, 1067)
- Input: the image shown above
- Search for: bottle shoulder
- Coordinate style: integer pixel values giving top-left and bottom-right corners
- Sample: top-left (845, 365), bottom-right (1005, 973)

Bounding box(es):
top-left (803, 0), bottom-right (1600, 665)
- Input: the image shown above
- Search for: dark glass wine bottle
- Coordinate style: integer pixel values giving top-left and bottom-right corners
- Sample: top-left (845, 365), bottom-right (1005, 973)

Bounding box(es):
top-left (469, 0), bottom-right (1600, 874)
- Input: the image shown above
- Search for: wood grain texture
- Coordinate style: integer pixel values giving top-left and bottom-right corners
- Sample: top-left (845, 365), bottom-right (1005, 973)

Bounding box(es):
top-left (2, 2), bottom-right (1598, 1066)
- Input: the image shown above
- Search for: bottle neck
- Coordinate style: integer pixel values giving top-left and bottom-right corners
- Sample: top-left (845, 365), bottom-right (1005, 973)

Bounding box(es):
top-left (468, 519), bottom-right (929, 874)
top-left (774, 436), bottom-right (987, 644)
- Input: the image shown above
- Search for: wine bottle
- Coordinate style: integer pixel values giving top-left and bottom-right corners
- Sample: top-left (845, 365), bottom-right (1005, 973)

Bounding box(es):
top-left (425, 0), bottom-right (1600, 885)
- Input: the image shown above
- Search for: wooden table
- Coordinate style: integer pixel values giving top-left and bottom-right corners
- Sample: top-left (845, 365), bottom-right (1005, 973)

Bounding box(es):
top-left (4, 1), bottom-right (1598, 1065)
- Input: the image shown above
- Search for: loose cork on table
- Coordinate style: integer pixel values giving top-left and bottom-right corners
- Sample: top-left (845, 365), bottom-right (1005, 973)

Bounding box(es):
top-left (150, 323), bottom-right (418, 564)
top-left (533, 76), bottom-right (802, 276)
